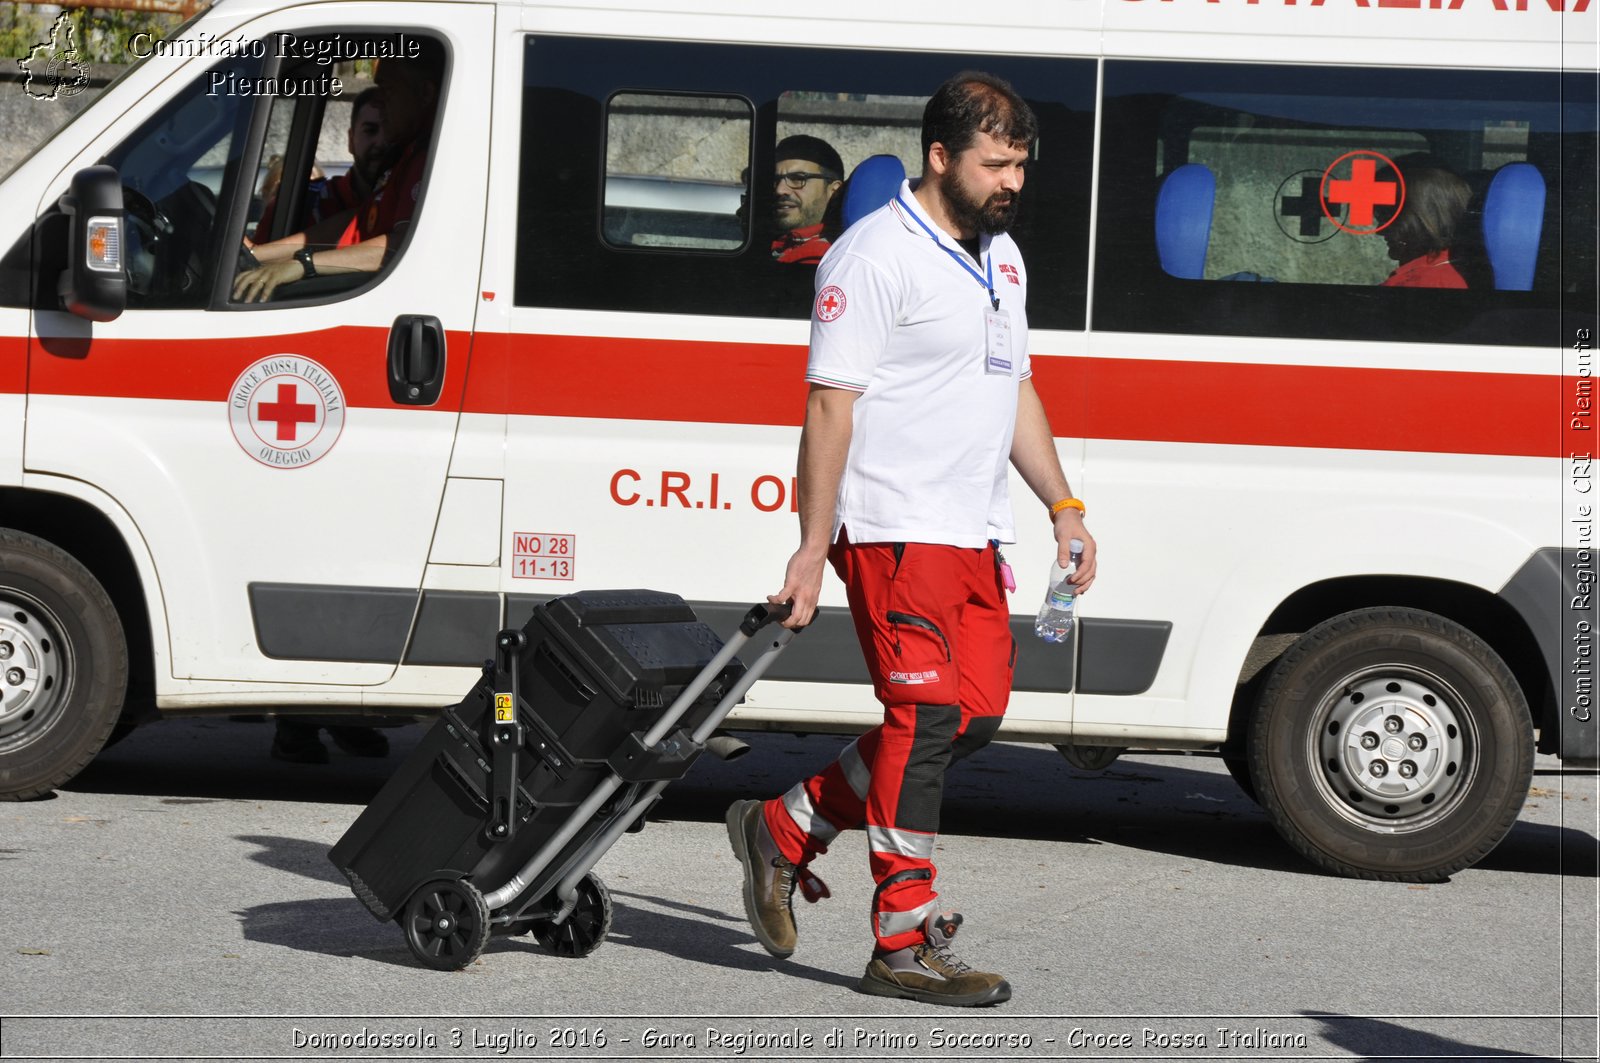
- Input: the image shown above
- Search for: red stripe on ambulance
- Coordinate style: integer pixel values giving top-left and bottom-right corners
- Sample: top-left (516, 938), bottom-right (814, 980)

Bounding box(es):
top-left (27, 326), bottom-right (471, 409)
top-left (1031, 356), bottom-right (1558, 457)
top-left (24, 329), bottom-right (1562, 457)
top-left (492, 332), bottom-right (807, 427)
top-left (487, 333), bottom-right (1559, 458)
top-left (0, 334), bottom-right (25, 394)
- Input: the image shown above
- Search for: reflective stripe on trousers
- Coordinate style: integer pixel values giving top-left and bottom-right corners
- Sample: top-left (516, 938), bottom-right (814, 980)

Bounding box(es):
top-left (762, 536), bottom-right (1014, 952)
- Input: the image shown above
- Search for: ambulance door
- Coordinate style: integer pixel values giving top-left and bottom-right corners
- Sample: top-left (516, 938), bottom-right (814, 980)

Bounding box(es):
top-left (25, 8), bottom-right (494, 689)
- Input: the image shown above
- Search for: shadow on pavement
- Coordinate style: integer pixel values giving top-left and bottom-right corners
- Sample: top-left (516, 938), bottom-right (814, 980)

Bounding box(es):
top-left (603, 888), bottom-right (857, 989)
top-left (239, 832), bottom-right (349, 886)
top-left (234, 896), bottom-right (414, 968)
top-left (232, 870), bottom-right (854, 987)
top-left (72, 717), bottom-right (406, 804)
top-left (67, 717), bottom-right (1595, 881)
top-left (1303, 1011), bottom-right (1565, 1060)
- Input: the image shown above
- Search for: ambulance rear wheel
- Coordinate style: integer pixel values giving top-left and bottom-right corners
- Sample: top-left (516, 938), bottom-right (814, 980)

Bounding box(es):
top-left (1248, 607), bottom-right (1532, 882)
top-left (532, 872), bottom-right (612, 958)
top-left (1221, 754), bottom-right (1258, 804)
top-left (402, 878), bottom-right (490, 971)
top-left (0, 530), bottom-right (128, 801)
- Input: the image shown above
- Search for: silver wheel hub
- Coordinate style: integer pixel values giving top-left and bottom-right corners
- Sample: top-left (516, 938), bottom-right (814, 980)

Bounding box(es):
top-left (0, 594), bottom-right (67, 746)
top-left (1315, 670), bottom-right (1471, 830)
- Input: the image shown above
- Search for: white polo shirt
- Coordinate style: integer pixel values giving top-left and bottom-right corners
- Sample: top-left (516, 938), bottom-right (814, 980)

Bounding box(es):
top-left (806, 179), bottom-right (1031, 548)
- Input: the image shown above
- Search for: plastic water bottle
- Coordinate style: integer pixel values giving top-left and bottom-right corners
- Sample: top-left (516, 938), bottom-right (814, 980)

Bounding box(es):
top-left (1034, 538), bottom-right (1085, 643)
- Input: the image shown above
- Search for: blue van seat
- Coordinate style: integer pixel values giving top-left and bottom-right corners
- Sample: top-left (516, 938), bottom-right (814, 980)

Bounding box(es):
top-left (841, 154), bottom-right (906, 230)
top-left (1155, 163), bottom-right (1215, 280)
top-left (1482, 162), bottom-right (1545, 291)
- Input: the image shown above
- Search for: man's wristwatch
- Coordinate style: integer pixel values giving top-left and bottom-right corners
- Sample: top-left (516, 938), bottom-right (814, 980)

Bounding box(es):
top-left (294, 247), bottom-right (317, 278)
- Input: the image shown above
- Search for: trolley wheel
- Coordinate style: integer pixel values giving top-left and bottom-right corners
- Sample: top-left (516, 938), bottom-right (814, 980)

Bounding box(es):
top-left (532, 872), bottom-right (613, 958)
top-left (402, 878), bottom-right (490, 971)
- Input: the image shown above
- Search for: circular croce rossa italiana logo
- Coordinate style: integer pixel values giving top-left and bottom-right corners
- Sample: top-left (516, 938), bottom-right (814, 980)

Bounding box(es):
top-left (815, 285), bottom-right (846, 322)
top-left (228, 356), bottom-right (346, 468)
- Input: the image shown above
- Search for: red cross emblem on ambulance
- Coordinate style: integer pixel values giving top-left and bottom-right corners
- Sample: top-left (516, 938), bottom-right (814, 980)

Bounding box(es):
top-left (256, 382), bottom-right (317, 442)
top-left (227, 356), bottom-right (347, 468)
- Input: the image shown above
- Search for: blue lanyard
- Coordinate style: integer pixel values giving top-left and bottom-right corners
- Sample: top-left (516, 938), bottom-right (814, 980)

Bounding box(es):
top-left (895, 194), bottom-right (998, 310)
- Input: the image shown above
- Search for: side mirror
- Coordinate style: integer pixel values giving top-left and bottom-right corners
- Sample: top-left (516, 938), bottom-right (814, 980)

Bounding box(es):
top-left (56, 164), bottom-right (126, 322)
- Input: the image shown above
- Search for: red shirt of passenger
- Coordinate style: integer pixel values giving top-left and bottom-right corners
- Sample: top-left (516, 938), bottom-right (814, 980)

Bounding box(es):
top-left (771, 223), bottom-right (831, 264)
top-left (338, 139), bottom-right (428, 247)
top-left (250, 173), bottom-right (365, 244)
top-left (1383, 251), bottom-right (1467, 289)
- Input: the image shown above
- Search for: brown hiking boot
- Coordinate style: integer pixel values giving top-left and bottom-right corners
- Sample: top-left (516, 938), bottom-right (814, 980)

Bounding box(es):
top-left (725, 799), bottom-right (798, 957)
top-left (858, 912), bottom-right (1012, 1007)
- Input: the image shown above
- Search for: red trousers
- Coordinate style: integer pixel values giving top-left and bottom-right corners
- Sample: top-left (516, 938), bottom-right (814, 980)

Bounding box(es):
top-left (763, 535), bottom-right (1014, 952)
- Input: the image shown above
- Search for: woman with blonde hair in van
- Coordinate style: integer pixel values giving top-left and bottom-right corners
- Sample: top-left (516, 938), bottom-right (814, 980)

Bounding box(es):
top-left (1378, 162), bottom-right (1472, 288)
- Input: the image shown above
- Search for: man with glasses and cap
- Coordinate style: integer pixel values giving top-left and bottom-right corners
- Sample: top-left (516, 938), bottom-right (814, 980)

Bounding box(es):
top-left (771, 134), bottom-right (844, 264)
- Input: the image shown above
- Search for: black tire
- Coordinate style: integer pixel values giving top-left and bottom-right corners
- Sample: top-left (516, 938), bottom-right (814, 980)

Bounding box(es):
top-left (0, 530), bottom-right (129, 800)
top-left (1223, 664), bottom-right (1273, 805)
top-left (101, 715), bottom-right (141, 751)
top-left (1221, 754), bottom-right (1258, 805)
top-left (402, 878), bottom-right (490, 971)
top-left (1249, 607), bottom-right (1533, 881)
top-left (532, 872), bottom-right (612, 958)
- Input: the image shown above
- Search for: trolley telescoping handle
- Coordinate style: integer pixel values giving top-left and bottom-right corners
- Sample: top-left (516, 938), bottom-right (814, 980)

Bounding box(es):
top-left (487, 629), bottom-right (528, 842)
top-left (480, 602), bottom-right (795, 914)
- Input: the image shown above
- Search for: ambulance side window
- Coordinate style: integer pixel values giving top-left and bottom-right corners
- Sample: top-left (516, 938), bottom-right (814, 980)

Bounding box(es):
top-left (517, 36), bottom-right (1095, 328)
top-left (104, 54), bottom-right (260, 310)
top-left (601, 93), bottom-right (751, 252)
top-left (1093, 61), bottom-right (1598, 346)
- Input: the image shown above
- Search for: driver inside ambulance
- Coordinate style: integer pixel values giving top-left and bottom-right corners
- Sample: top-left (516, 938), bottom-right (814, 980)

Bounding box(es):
top-left (231, 38), bottom-right (444, 302)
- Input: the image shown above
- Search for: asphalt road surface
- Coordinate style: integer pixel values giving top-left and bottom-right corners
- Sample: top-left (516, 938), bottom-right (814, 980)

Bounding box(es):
top-left (2, 716), bottom-right (1595, 1062)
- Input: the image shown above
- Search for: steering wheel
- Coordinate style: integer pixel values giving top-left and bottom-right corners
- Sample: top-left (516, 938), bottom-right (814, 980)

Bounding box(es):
top-left (120, 186), bottom-right (171, 297)
top-left (124, 180), bottom-right (223, 302)
top-left (182, 179), bottom-right (218, 226)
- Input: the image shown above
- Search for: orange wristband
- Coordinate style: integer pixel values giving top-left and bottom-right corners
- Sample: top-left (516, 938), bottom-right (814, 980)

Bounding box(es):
top-left (1049, 498), bottom-right (1085, 516)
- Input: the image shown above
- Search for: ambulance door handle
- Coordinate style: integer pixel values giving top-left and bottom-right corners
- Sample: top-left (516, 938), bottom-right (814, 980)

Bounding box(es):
top-left (387, 314), bottom-right (445, 406)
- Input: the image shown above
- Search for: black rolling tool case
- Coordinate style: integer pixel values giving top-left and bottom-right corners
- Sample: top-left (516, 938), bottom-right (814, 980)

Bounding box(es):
top-left (327, 589), bottom-right (793, 969)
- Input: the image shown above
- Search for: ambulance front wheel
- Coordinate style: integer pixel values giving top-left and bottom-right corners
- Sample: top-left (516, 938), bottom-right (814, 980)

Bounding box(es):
top-left (531, 872), bottom-right (613, 958)
top-left (1248, 607), bottom-right (1533, 882)
top-left (0, 530), bottom-right (128, 801)
top-left (402, 878), bottom-right (490, 971)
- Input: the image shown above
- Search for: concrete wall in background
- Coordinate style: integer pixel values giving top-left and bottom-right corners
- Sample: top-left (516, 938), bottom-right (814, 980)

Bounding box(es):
top-left (0, 63), bottom-right (117, 178)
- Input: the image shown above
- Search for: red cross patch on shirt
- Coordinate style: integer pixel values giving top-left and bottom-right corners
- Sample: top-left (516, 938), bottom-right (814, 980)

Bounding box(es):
top-left (816, 285), bottom-right (846, 321)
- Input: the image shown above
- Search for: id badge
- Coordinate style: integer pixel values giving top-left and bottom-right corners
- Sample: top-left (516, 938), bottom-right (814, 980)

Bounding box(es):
top-left (984, 308), bottom-right (1012, 375)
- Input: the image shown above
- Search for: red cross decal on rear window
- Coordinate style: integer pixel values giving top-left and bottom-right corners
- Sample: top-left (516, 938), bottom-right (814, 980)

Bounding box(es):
top-left (1319, 151), bottom-right (1406, 236)
top-left (1326, 158), bottom-right (1397, 228)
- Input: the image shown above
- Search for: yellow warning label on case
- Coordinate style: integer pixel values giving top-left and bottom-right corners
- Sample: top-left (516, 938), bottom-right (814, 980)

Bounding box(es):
top-left (494, 693), bottom-right (514, 722)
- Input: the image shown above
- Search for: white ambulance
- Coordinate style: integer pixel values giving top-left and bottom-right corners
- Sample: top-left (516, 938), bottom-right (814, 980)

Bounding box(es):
top-left (0, 0), bottom-right (1593, 883)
